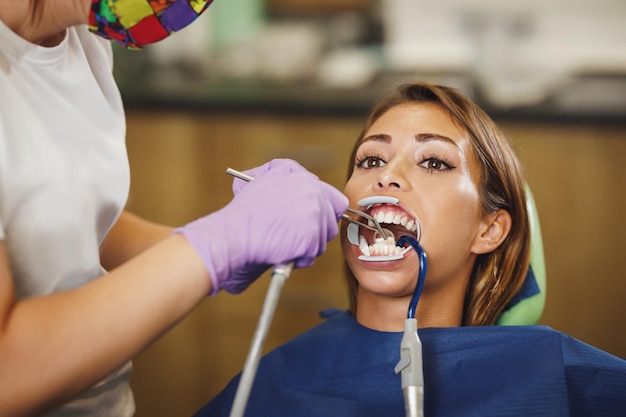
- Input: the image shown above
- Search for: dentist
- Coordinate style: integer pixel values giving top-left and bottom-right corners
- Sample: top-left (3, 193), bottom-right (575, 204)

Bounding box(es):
top-left (0, 1), bottom-right (348, 416)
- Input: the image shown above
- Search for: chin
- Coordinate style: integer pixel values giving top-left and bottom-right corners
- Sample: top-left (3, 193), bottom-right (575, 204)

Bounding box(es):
top-left (353, 267), bottom-right (417, 297)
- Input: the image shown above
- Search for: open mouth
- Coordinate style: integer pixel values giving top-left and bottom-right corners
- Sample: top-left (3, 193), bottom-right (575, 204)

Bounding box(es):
top-left (347, 196), bottom-right (421, 262)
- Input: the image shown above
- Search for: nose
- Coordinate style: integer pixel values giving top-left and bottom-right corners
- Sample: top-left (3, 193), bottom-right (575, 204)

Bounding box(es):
top-left (375, 163), bottom-right (409, 191)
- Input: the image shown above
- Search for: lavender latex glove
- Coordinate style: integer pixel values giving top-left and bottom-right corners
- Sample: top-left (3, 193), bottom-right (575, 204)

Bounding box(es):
top-left (231, 158), bottom-right (316, 195)
top-left (174, 171), bottom-right (348, 295)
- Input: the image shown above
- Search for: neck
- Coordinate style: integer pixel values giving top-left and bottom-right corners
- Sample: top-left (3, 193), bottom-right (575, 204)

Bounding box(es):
top-left (355, 283), bottom-right (467, 331)
top-left (0, 0), bottom-right (90, 45)
top-left (355, 293), bottom-right (409, 332)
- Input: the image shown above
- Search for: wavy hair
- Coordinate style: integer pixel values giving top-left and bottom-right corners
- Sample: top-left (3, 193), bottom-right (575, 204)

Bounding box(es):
top-left (344, 83), bottom-right (530, 326)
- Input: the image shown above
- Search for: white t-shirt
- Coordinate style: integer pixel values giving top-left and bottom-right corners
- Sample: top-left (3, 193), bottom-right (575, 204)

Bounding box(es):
top-left (0, 21), bottom-right (134, 416)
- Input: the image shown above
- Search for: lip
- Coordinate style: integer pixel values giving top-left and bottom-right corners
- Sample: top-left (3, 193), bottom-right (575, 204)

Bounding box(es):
top-left (347, 195), bottom-right (420, 262)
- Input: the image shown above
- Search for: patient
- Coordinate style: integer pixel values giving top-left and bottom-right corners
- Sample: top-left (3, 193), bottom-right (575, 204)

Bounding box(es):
top-left (195, 83), bottom-right (626, 416)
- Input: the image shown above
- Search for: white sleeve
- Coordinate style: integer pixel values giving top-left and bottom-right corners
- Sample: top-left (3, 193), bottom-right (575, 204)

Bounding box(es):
top-left (0, 113), bottom-right (6, 240)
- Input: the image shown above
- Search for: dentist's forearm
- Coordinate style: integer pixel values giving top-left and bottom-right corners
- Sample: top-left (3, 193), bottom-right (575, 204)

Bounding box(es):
top-left (0, 235), bottom-right (210, 417)
top-left (100, 210), bottom-right (174, 271)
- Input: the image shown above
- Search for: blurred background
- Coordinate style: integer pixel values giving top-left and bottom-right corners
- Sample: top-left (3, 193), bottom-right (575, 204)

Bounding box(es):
top-left (112, 0), bottom-right (626, 415)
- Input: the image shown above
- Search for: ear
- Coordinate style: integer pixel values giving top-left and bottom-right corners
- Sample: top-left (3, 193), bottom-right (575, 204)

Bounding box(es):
top-left (471, 209), bottom-right (512, 255)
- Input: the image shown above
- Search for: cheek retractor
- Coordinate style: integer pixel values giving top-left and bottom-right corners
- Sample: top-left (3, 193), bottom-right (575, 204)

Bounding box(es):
top-left (346, 196), bottom-right (421, 262)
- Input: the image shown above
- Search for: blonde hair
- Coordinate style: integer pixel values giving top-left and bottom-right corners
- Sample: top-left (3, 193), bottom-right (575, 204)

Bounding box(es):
top-left (344, 83), bottom-right (530, 326)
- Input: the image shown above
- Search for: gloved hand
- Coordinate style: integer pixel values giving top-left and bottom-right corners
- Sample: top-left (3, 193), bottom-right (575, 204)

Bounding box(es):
top-left (231, 158), bottom-right (316, 195)
top-left (174, 169), bottom-right (348, 295)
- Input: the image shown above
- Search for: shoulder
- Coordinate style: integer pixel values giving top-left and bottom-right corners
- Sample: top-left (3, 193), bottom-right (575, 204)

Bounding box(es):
top-left (422, 326), bottom-right (626, 416)
top-left (72, 25), bottom-right (115, 71)
top-left (421, 325), bottom-right (626, 368)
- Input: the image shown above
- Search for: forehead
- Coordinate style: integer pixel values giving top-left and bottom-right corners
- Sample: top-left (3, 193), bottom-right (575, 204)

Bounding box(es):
top-left (365, 102), bottom-right (467, 143)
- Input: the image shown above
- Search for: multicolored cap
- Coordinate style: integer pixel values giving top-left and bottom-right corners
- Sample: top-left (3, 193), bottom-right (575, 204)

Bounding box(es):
top-left (88, 0), bottom-right (215, 49)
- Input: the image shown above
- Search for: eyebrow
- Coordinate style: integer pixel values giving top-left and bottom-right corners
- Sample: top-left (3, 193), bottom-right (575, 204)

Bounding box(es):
top-left (361, 134), bottom-right (390, 144)
top-left (416, 133), bottom-right (461, 151)
top-left (362, 133), bottom-right (461, 151)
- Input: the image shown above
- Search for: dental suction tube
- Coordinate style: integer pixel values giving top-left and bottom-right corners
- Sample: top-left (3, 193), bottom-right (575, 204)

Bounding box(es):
top-left (229, 263), bottom-right (293, 417)
top-left (394, 235), bottom-right (427, 417)
top-left (395, 318), bottom-right (424, 417)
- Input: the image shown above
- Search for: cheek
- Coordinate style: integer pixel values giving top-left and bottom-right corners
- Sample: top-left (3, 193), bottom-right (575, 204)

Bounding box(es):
top-left (443, 176), bottom-right (481, 221)
top-left (455, 178), bottom-right (483, 229)
top-left (420, 179), bottom-right (482, 256)
top-left (343, 177), bottom-right (361, 202)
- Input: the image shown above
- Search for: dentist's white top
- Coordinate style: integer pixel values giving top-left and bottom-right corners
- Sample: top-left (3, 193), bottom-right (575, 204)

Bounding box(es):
top-left (0, 19), bottom-right (133, 416)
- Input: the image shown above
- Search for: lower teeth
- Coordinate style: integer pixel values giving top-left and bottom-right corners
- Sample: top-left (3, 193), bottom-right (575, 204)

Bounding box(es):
top-left (347, 223), bottom-right (412, 259)
top-left (359, 234), bottom-right (406, 257)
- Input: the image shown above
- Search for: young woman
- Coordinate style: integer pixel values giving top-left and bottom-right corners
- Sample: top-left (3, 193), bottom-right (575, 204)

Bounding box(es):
top-left (196, 83), bottom-right (626, 417)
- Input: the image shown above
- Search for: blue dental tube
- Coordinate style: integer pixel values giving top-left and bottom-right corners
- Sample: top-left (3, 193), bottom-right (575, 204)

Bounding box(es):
top-left (394, 235), bottom-right (427, 417)
top-left (399, 236), bottom-right (427, 320)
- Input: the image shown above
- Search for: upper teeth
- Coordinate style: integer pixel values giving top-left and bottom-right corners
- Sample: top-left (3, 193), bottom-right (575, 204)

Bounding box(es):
top-left (369, 210), bottom-right (417, 233)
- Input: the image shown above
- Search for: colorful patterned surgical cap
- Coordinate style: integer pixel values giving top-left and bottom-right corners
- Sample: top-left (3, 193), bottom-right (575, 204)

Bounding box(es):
top-left (88, 0), bottom-right (215, 49)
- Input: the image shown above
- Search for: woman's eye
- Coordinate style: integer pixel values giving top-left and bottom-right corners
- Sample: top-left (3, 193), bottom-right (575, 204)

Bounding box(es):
top-left (358, 156), bottom-right (387, 169)
top-left (420, 158), bottom-right (452, 171)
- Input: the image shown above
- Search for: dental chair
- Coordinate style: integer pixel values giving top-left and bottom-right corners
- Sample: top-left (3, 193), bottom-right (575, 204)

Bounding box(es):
top-left (496, 186), bottom-right (546, 325)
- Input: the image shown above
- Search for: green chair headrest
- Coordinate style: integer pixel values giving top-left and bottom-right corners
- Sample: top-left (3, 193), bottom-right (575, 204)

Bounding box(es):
top-left (496, 186), bottom-right (546, 326)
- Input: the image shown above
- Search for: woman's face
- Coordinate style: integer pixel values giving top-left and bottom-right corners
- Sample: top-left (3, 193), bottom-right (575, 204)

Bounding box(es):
top-left (341, 102), bottom-right (490, 304)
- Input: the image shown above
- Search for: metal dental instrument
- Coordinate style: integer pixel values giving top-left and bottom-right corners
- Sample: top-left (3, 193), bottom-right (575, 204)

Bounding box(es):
top-left (342, 208), bottom-right (389, 237)
top-left (227, 167), bottom-right (421, 416)
top-left (226, 167), bottom-right (388, 237)
top-left (225, 166), bottom-right (389, 416)
top-left (226, 167), bottom-right (254, 182)
top-left (225, 167), bottom-right (294, 417)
